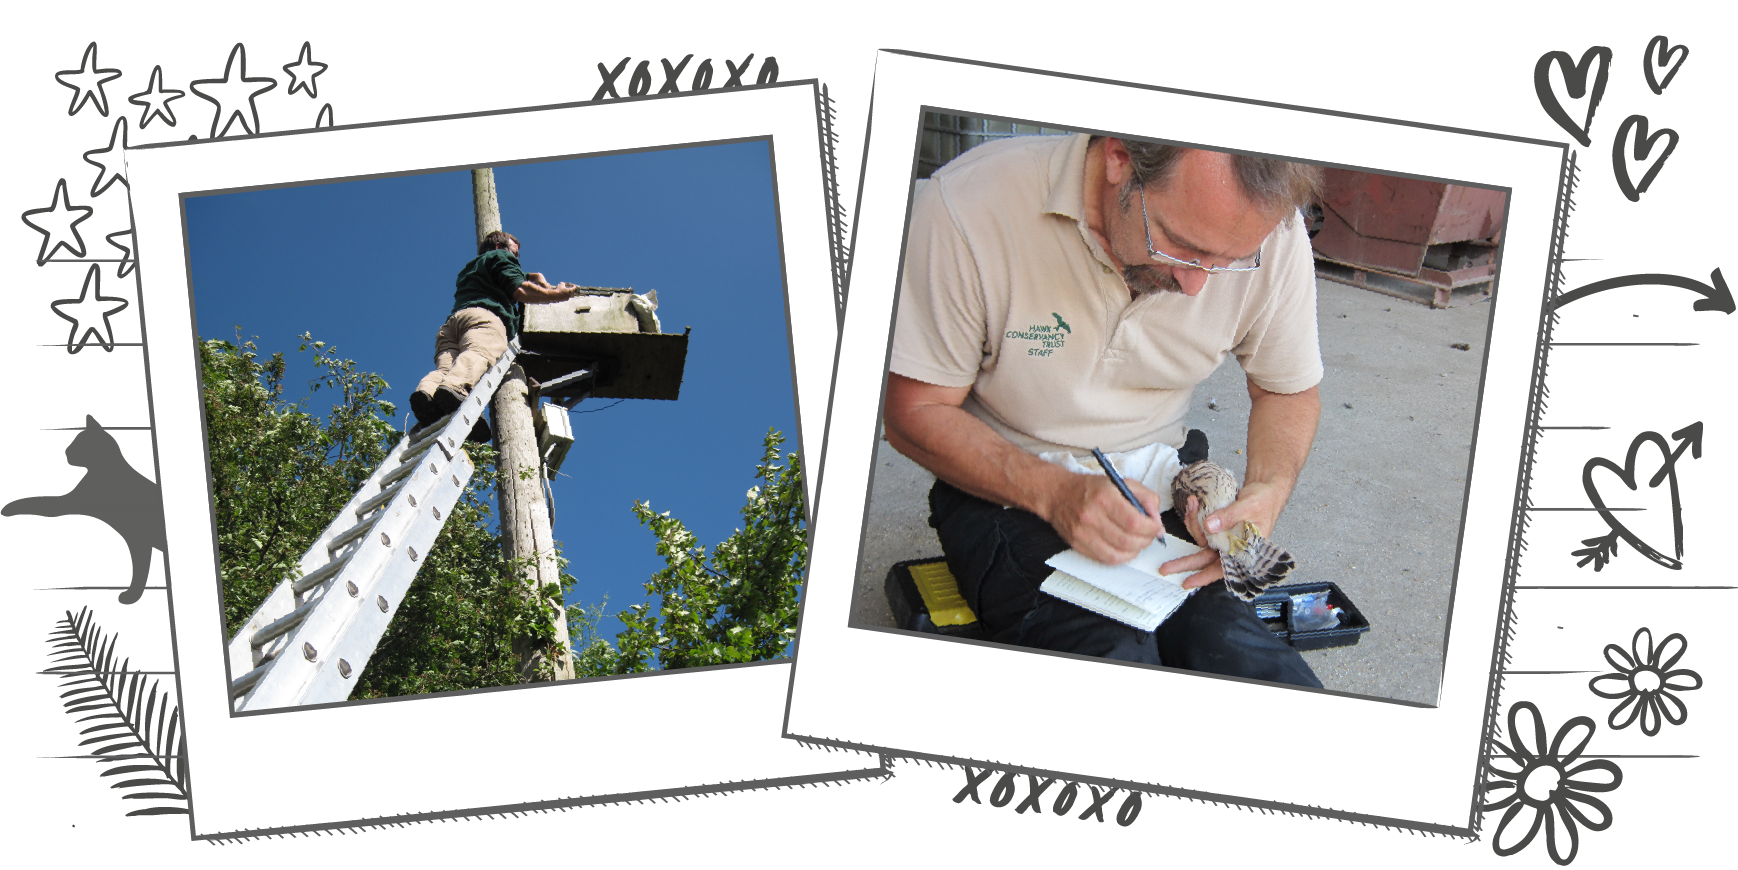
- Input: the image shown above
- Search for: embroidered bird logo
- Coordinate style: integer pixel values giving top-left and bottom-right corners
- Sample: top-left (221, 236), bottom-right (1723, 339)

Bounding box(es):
top-left (1051, 312), bottom-right (1071, 334)
top-left (1171, 460), bottom-right (1296, 600)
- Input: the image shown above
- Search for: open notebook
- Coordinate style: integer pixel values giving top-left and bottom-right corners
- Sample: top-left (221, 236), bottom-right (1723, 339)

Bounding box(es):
top-left (1041, 535), bottom-right (1204, 632)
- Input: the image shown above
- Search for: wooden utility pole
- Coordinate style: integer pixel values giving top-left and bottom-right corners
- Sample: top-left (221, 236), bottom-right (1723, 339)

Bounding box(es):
top-left (472, 168), bottom-right (576, 682)
top-left (471, 169), bottom-right (499, 237)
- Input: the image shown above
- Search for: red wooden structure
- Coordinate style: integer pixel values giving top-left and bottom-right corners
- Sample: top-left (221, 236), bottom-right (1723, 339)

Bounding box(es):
top-left (1310, 168), bottom-right (1507, 308)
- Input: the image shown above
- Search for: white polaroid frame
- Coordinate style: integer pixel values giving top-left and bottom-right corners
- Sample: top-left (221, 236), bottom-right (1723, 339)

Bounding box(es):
top-left (126, 83), bottom-right (864, 836)
top-left (786, 51), bottom-right (1566, 832)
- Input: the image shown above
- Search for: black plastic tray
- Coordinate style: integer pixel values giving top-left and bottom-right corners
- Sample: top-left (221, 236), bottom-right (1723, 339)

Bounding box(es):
top-left (884, 557), bottom-right (988, 640)
top-left (887, 560), bottom-right (1370, 651)
top-left (1249, 581), bottom-right (1372, 651)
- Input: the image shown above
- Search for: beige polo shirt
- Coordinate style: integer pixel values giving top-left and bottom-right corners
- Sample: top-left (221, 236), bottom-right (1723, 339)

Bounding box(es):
top-left (891, 133), bottom-right (1322, 457)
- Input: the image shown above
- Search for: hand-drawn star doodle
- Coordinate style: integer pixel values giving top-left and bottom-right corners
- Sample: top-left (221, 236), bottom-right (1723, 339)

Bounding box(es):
top-left (281, 41), bottom-right (327, 98)
top-left (128, 65), bottom-right (184, 129)
top-left (82, 117), bottom-right (130, 197)
top-left (190, 44), bottom-right (277, 138)
top-left (106, 228), bottom-right (136, 278)
top-left (21, 179), bottom-right (93, 266)
top-left (51, 265), bottom-right (130, 353)
top-left (55, 42), bottom-right (122, 117)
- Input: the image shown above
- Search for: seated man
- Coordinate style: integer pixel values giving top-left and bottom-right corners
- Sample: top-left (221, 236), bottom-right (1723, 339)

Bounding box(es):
top-left (885, 133), bottom-right (1324, 687)
top-left (411, 230), bottom-right (580, 434)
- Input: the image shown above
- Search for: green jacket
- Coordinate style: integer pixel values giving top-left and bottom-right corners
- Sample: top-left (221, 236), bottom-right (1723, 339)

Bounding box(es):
top-left (451, 248), bottom-right (527, 338)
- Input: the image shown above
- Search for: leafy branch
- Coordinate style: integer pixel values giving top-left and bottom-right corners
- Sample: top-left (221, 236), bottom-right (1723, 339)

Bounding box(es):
top-left (573, 429), bottom-right (805, 674)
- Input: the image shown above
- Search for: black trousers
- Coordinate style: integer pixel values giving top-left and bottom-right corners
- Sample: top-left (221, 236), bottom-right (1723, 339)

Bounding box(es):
top-left (928, 479), bottom-right (1322, 688)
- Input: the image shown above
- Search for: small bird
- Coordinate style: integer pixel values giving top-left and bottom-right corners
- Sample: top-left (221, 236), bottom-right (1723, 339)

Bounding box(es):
top-left (1170, 460), bottom-right (1296, 601)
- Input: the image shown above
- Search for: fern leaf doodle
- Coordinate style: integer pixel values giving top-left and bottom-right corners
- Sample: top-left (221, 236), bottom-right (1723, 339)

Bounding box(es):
top-left (73, 711), bottom-right (189, 812)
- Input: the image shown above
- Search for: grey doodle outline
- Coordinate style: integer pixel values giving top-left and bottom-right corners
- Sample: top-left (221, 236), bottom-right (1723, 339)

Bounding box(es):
top-left (188, 41), bottom-right (279, 128)
top-left (952, 764), bottom-right (1140, 823)
top-left (281, 40), bottom-right (328, 100)
top-left (67, 711), bottom-right (188, 812)
top-left (594, 53), bottom-right (785, 100)
top-left (54, 41), bottom-right (123, 117)
top-left (625, 59), bottom-right (653, 97)
top-left (126, 65), bottom-right (183, 117)
top-left (723, 53), bottom-right (757, 86)
top-left (1487, 708), bottom-right (1619, 864)
top-left (816, 81), bottom-right (837, 119)
top-left (1633, 35), bottom-right (1689, 95)
top-left (590, 57), bottom-right (632, 99)
top-left (656, 54), bottom-right (691, 93)
top-left (1536, 45), bottom-right (1612, 115)
top-left (1605, 708), bottom-right (1689, 736)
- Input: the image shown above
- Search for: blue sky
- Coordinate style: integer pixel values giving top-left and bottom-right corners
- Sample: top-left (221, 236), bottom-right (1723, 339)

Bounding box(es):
top-left (182, 139), bottom-right (801, 643)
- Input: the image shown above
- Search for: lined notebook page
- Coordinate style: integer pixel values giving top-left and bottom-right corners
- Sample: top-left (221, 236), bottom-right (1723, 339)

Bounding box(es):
top-left (1038, 571), bottom-right (1181, 631)
top-left (1042, 536), bottom-right (1203, 631)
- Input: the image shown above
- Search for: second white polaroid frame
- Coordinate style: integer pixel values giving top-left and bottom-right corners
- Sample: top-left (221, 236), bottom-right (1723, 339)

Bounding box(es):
top-left (126, 83), bottom-right (865, 837)
top-left (786, 51), bottom-right (1567, 832)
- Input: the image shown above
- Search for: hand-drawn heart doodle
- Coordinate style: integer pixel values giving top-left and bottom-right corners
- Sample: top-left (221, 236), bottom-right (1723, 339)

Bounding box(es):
top-left (1612, 114), bottom-right (1679, 202)
top-left (1535, 46), bottom-right (1611, 147)
top-left (1575, 423), bottom-right (1701, 571)
top-left (1643, 35), bottom-right (1688, 95)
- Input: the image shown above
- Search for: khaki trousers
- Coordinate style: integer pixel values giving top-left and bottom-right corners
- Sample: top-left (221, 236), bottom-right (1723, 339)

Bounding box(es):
top-left (414, 307), bottom-right (508, 400)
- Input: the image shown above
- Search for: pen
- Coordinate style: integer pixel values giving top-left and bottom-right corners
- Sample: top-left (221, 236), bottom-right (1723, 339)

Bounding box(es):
top-left (1090, 447), bottom-right (1164, 543)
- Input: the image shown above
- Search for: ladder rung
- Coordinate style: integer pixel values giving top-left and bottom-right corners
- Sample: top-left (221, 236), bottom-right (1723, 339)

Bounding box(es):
top-left (229, 663), bottom-right (269, 699)
top-left (251, 597), bottom-right (320, 649)
top-left (381, 449), bottom-right (433, 488)
top-left (355, 477), bottom-right (410, 518)
top-left (291, 545), bottom-right (358, 594)
top-left (327, 517), bottom-right (376, 553)
top-left (405, 417), bottom-right (458, 456)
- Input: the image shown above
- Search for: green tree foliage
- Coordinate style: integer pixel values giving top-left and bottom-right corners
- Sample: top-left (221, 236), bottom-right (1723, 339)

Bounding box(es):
top-left (202, 334), bottom-right (571, 699)
top-left (573, 429), bottom-right (805, 675)
top-left (203, 333), bottom-right (391, 635)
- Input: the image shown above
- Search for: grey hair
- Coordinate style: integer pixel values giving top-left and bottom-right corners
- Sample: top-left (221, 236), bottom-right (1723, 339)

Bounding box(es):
top-left (1108, 138), bottom-right (1322, 219)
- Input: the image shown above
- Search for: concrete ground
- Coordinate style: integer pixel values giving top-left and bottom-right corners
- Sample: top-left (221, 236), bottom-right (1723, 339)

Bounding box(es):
top-left (847, 274), bottom-right (1495, 706)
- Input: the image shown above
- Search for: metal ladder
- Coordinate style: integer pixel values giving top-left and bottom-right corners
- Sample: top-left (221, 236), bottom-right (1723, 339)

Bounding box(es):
top-left (226, 343), bottom-right (518, 712)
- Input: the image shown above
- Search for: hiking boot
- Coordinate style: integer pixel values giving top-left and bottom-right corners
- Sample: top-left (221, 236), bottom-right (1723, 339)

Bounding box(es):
top-left (432, 385), bottom-right (466, 416)
top-left (409, 390), bottom-right (441, 428)
top-left (466, 414), bottom-right (492, 445)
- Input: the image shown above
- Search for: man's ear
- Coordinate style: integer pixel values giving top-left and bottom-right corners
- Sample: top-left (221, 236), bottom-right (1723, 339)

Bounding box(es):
top-left (1101, 136), bottom-right (1134, 188)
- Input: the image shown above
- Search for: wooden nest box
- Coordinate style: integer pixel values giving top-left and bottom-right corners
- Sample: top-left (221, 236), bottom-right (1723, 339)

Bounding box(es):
top-left (517, 287), bottom-right (689, 402)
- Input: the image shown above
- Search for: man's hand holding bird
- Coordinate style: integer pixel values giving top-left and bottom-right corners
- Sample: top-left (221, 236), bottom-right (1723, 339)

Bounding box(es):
top-left (1162, 460), bottom-right (1297, 600)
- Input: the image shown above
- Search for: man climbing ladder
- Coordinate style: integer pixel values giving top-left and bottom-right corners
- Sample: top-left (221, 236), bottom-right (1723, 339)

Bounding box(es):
top-left (229, 179), bottom-right (596, 710)
top-left (411, 230), bottom-right (582, 439)
top-left (228, 342), bottom-right (519, 710)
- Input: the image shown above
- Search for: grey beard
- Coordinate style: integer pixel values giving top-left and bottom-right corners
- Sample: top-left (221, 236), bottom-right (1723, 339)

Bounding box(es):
top-left (1123, 264), bottom-right (1183, 296)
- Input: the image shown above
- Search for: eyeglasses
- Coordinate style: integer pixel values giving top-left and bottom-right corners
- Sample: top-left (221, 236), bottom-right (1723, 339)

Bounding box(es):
top-left (1139, 185), bottom-right (1262, 273)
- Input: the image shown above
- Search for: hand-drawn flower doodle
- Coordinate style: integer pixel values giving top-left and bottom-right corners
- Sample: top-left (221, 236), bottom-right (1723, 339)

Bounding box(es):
top-left (1598, 708), bottom-right (1682, 736)
top-left (1483, 701), bottom-right (1622, 865)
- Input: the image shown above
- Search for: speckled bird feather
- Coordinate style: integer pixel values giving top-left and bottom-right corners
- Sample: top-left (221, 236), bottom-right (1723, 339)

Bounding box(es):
top-left (1170, 460), bottom-right (1296, 600)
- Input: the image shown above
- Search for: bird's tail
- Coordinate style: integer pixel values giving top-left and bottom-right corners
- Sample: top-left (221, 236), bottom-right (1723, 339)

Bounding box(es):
top-left (1219, 523), bottom-right (1296, 601)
